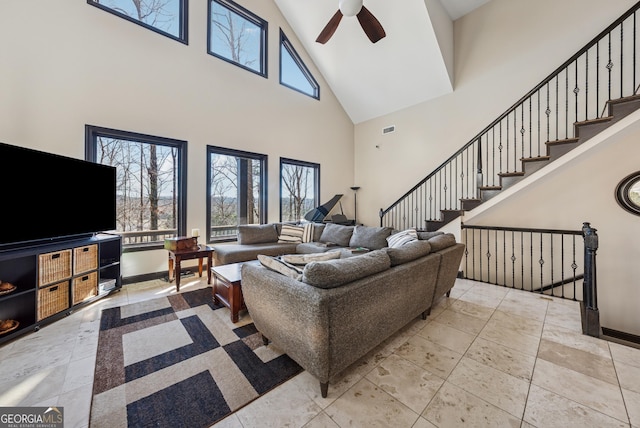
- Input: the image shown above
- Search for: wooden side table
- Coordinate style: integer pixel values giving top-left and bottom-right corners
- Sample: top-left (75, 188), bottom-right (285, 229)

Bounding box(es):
top-left (167, 245), bottom-right (214, 292)
top-left (211, 261), bottom-right (256, 322)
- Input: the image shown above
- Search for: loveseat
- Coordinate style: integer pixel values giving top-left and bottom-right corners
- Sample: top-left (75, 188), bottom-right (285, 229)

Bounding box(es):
top-left (212, 222), bottom-right (397, 266)
top-left (240, 232), bottom-right (465, 398)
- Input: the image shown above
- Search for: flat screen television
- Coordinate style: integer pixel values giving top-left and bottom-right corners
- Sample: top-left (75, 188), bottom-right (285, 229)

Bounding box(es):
top-left (0, 142), bottom-right (117, 248)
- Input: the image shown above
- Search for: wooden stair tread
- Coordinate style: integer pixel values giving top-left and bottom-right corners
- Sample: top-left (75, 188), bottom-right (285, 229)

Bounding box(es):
top-left (498, 171), bottom-right (525, 177)
top-left (479, 185), bottom-right (502, 190)
top-left (607, 94), bottom-right (640, 105)
top-left (574, 116), bottom-right (613, 126)
top-left (521, 155), bottom-right (551, 163)
top-left (546, 137), bottom-right (580, 146)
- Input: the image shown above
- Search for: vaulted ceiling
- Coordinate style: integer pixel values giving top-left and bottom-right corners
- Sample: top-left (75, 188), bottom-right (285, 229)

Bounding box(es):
top-left (274, 0), bottom-right (492, 124)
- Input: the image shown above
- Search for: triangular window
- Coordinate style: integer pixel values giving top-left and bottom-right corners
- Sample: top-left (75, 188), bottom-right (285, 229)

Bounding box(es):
top-left (279, 30), bottom-right (319, 99)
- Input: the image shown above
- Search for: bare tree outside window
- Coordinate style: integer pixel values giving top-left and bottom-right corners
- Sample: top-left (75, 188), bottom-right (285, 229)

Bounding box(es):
top-left (208, 147), bottom-right (266, 242)
top-left (87, 126), bottom-right (186, 248)
top-left (89, 0), bottom-right (186, 41)
top-left (281, 159), bottom-right (319, 222)
top-left (208, 0), bottom-right (267, 76)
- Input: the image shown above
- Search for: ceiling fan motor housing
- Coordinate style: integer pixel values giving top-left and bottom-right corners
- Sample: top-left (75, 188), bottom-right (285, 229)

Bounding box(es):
top-left (339, 0), bottom-right (363, 17)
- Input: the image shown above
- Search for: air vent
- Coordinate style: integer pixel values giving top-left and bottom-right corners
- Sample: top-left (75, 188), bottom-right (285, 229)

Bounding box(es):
top-left (382, 125), bottom-right (395, 135)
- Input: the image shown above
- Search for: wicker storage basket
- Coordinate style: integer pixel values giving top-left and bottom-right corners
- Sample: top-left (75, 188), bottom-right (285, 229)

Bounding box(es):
top-left (72, 272), bottom-right (98, 305)
top-left (38, 249), bottom-right (72, 287)
top-left (73, 244), bottom-right (98, 275)
top-left (38, 281), bottom-right (69, 321)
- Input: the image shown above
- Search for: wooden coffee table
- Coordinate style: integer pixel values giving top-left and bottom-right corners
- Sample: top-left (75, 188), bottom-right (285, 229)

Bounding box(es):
top-left (211, 261), bottom-right (258, 322)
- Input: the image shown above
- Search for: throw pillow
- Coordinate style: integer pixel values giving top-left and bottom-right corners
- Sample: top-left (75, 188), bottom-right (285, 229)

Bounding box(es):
top-left (281, 250), bottom-right (342, 266)
top-left (386, 240), bottom-right (432, 266)
top-left (257, 254), bottom-right (303, 280)
top-left (348, 225), bottom-right (393, 250)
top-left (238, 224), bottom-right (278, 245)
top-left (386, 228), bottom-right (418, 248)
top-left (301, 223), bottom-right (314, 243)
top-left (428, 233), bottom-right (457, 251)
top-left (302, 249), bottom-right (391, 289)
top-left (278, 224), bottom-right (305, 243)
top-left (318, 223), bottom-right (354, 247)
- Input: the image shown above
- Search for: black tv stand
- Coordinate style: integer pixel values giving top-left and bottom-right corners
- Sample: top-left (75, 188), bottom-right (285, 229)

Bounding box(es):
top-left (0, 234), bottom-right (122, 345)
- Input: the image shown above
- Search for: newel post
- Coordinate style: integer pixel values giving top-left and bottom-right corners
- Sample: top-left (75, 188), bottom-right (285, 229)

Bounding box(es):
top-left (581, 222), bottom-right (601, 337)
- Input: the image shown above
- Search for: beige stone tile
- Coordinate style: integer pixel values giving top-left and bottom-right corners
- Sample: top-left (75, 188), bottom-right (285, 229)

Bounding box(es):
top-left (479, 317), bottom-right (541, 357)
top-left (543, 297), bottom-right (582, 332)
top-left (490, 309), bottom-right (544, 338)
top-left (496, 292), bottom-right (548, 322)
top-left (292, 367), bottom-right (364, 409)
top-left (365, 354), bottom-right (444, 414)
top-left (325, 378), bottom-right (419, 428)
top-left (621, 387), bottom-right (640, 427)
top-left (417, 320), bottom-right (476, 354)
top-left (432, 308), bottom-right (488, 336)
top-left (449, 299), bottom-right (496, 320)
top-left (411, 416), bottom-right (438, 428)
top-left (212, 413), bottom-right (244, 427)
top-left (614, 359), bottom-right (640, 394)
top-left (447, 357), bottom-right (529, 418)
top-left (422, 381), bottom-right (521, 427)
top-left (465, 336), bottom-right (536, 381)
top-left (58, 382), bottom-right (93, 428)
top-left (456, 287), bottom-right (504, 309)
top-left (62, 355), bottom-right (95, 393)
top-left (302, 411), bottom-right (340, 428)
top-left (523, 384), bottom-right (628, 428)
top-left (395, 335), bottom-right (463, 379)
top-left (0, 363), bottom-right (68, 406)
top-left (537, 339), bottom-right (618, 385)
top-left (610, 341), bottom-right (640, 369)
top-left (541, 322), bottom-right (611, 359)
top-left (531, 358), bottom-right (628, 422)
top-left (235, 377), bottom-right (322, 428)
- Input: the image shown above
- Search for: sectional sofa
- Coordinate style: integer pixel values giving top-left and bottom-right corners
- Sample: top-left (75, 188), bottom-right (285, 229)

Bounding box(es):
top-left (239, 229), bottom-right (465, 398)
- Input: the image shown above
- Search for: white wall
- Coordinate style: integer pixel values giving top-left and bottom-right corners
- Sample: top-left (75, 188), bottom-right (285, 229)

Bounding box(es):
top-left (355, 0), bottom-right (637, 227)
top-left (0, 0), bottom-right (354, 277)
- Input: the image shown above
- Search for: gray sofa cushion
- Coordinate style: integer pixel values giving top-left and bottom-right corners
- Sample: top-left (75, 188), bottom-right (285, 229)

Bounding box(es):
top-left (417, 231), bottom-right (444, 240)
top-left (428, 233), bottom-right (457, 251)
top-left (237, 224), bottom-right (278, 245)
top-left (348, 225), bottom-right (393, 250)
top-left (319, 223), bottom-right (354, 247)
top-left (282, 251), bottom-right (342, 265)
top-left (296, 242), bottom-right (340, 254)
top-left (385, 240), bottom-right (432, 266)
top-left (302, 249), bottom-right (391, 289)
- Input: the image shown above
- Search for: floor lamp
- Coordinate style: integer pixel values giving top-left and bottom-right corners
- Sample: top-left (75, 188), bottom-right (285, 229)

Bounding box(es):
top-left (350, 186), bottom-right (360, 225)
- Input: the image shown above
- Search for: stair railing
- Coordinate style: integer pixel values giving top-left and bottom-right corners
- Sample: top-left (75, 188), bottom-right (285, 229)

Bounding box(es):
top-left (461, 222), bottom-right (601, 337)
top-left (380, 1), bottom-right (640, 231)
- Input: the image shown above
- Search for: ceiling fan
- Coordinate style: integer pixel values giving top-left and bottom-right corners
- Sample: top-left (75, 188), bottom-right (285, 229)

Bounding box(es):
top-left (316, 0), bottom-right (386, 44)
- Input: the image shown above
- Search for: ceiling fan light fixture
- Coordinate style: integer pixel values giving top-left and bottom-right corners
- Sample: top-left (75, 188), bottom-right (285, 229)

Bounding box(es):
top-left (339, 0), bottom-right (363, 17)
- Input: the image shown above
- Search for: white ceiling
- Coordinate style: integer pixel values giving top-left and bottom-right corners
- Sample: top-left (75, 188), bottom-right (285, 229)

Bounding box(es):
top-left (274, 0), bottom-right (491, 124)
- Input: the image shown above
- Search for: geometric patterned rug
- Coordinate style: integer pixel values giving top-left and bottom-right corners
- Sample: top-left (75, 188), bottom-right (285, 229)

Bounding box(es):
top-left (89, 287), bottom-right (302, 428)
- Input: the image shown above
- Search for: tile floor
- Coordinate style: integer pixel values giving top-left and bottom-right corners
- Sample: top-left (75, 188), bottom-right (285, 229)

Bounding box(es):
top-left (0, 276), bottom-right (639, 427)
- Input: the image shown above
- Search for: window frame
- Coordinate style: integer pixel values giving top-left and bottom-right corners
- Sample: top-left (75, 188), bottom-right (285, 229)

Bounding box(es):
top-left (207, 146), bottom-right (268, 243)
top-left (87, 0), bottom-right (189, 44)
top-left (279, 157), bottom-right (320, 222)
top-left (85, 125), bottom-right (188, 252)
top-left (279, 29), bottom-right (320, 99)
top-left (207, 0), bottom-right (268, 78)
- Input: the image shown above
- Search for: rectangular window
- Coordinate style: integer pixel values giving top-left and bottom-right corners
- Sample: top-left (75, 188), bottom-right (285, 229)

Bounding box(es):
top-left (88, 0), bottom-right (188, 43)
top-left (280, 158), bottom-right (320, 222)
top-left (207, 146), bottom-right (267, 242)
top-left (85, 126), bottom-right (187, 250)
top-left (280, 30), bottom-right (319, 99)
top-left (208, 0), bottom-right (268, 77)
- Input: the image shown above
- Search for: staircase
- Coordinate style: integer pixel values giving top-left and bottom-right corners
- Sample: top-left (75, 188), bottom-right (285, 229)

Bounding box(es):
top-left (380, 1), bottom-right (640, 233)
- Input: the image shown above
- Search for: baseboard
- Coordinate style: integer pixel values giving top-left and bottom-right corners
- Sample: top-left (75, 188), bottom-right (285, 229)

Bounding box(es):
top-left (601, 327), bottom-right (640, 349)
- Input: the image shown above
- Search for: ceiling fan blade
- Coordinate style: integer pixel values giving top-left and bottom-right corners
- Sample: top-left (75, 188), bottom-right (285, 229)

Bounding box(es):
top-left (316, 10), bottom-right (343, 44)
top-left (357, 5), bottom-right (386, 43)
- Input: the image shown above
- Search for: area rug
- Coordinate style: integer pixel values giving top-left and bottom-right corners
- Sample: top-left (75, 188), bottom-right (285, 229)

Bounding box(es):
top-left (89, 287), bottom-right (302, 428)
